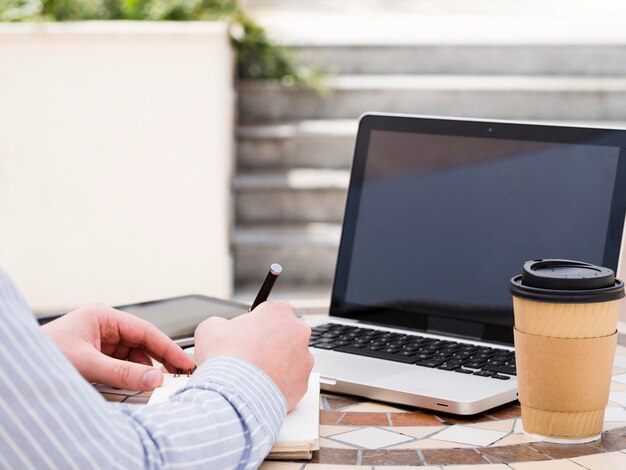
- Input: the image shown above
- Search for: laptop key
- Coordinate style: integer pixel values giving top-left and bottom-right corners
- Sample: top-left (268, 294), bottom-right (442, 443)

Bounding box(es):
top-left (416, 360), bottom-right (445, 368)
top-left (334, 346), bottom-right (420, 364)
top-left (437, 364), bottom-right (459, 371)
top-left (455, 368), bottom-right (474, 374)
top-left (473, 371), bottom-right (494, 377)
top-left (482, 365), bottom-right (517, 376)
top-left (413, 353), bottom-right (433, 361)
top-left (462, 362), bottom-right (484, 369)
top-left (491, 374), bottom-right (511, 380)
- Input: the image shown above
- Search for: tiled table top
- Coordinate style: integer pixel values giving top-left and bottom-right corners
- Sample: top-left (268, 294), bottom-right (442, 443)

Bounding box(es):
top-left (99, 342), bottom-right (626, 469)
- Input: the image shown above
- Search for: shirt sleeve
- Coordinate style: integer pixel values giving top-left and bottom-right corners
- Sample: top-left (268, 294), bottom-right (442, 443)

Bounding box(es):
top-left (0, 268), bottom-right (287, 469)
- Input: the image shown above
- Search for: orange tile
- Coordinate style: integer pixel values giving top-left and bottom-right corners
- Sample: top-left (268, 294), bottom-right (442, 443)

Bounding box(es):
top-left (308, 448), bottom-right (358, 465)
top-left (337, 412), bottom-right (390, 426)
top-left (323, 395), bottom-right (362, 411)
top-left (422, 448), bottom-right (489, 465)
top-left (478, 445), bottom-right (545, 463)
top-left (390, 412), bottom-right (443, 427)
top-left (487, 402), bottom-right (523, 420)
top-left (360, 449), bottom-right (421, 466)
top-left (320, 411), bottom-right (346, 425)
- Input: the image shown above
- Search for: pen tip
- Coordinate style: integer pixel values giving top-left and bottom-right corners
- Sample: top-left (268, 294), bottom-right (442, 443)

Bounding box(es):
top-left (270, 263), bottom-right (283, 275)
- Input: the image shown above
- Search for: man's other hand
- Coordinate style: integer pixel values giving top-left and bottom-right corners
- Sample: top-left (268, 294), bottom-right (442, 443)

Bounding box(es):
top-left (194, 301), bottom-right (314, 411)
top-left (42, 303), bottom-right (195, 391)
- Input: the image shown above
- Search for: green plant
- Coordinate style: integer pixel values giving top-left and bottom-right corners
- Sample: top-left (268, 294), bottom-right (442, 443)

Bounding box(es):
top-left (0, 0), bottom-right (324, 90)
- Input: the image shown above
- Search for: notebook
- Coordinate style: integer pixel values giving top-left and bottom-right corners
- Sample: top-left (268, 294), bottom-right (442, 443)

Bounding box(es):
top-left (149, 372), bottom-right (320, 460)
top-left (308, 113), bottom-right (626, 415)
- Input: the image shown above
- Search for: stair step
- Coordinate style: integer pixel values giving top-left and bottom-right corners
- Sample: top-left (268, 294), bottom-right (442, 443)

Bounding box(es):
top-left (237, 120), bottom-right (357, 169)
top-left (239, 75), bottom-right (626, 121)
top-left (237, 118), bottom-right (626, 170)
top-left (233, 224), bottom-right (341, 285)
top-left (233, 169), bottom-right (349, 223)
top-left (292, 44), bottom-right (626, 76)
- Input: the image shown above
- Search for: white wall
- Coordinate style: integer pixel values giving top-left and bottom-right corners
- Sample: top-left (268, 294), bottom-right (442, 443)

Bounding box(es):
top-left (0, 22), bottom-right (235, 314)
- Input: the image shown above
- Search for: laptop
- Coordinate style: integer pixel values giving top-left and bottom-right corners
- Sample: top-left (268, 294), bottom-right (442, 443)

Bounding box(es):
top-left (308, 113), bottom-right (626, 415)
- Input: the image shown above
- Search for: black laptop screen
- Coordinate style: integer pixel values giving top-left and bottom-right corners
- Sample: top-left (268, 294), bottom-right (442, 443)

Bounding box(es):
top-left (331, 115), bottom-right (626, 345)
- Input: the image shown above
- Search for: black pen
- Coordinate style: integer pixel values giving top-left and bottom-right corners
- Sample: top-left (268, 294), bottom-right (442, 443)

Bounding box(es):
top-left (249, 263), bottom-right (282, 311)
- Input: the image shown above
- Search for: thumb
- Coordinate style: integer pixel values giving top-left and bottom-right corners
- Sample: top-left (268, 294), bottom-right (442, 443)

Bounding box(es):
top-left (87, 353), bottom-right (164, 391)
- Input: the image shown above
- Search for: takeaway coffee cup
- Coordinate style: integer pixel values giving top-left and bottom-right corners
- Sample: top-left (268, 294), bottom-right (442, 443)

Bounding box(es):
top-left (510, 259), bottom-right (625, 443)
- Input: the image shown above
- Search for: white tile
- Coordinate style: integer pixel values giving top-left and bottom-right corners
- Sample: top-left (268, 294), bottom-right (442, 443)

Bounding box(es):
top-left (513, 418), bottom-right (525, 434)
top-left (509, 460), bottom-right (584, 469)
top-left (571, 450), bottom-right (626, 469)
top-left (446, 465), bottom-right (510, 470)
top-left (466, 418), bottom-right (514, 432)
top-left (612, 356), bottom-right (626, 368)
top-left (431, 425), bottom-right (508, 447)
top-left (331, 426), bottom-right (414, 450)
top-left (612, 373), bottom-right (626, 385)
top-left (604, 407), bottom-right (626, 421)
top-left (319, 437), bottom-right (358, 449)
top-left (603, 421), bottom-right (626, 431)
top-left (610, 382), bottom-right (626, 392)
top-left (383, 426), bottom-right (444, 439)
top-left (490, 433), bottom-right (538, 447)
top-left (608, 391), bottom-right (626, 407)
top-left (371, 467), bottom-right (441, 470)
top-left (409, 439), bottom-right (472, 449)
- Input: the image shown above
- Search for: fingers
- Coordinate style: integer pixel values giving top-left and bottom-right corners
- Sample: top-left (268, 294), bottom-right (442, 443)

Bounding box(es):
top-left (128, 348), bottom-right (154, 367)
top-left (85, 352), bottom-right (164, 391)
top-left (103, 307), bottom-right (195, 371)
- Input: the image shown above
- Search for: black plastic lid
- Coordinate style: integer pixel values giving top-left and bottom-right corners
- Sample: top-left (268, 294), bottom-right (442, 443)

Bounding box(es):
top-left (509, 259), bottom-right (625, 304)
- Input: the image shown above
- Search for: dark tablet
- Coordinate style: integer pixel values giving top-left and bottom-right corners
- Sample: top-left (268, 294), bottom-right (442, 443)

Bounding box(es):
top-left (38, 295), bottom-right (249, 347)
top-left (116, 295), bottom-right (249, 345)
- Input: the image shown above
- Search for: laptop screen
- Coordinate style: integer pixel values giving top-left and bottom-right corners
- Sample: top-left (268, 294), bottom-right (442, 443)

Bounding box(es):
top-left (331, 115), bottom-right (626, 345)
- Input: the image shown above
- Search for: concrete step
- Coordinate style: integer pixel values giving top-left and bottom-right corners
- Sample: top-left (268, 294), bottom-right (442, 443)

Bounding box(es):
top-left (292, 44), bottom-right (626, 76)
top-left (238, 75), bottom-right (626, 122)
top-left (237, 120), bottom-right (357, 169)
top-left (237, 118), bottom-right (626, 170)
top-left (233, 223), bottom-right (341, 285)
top-left (233, 169), bottom-right (349, 223)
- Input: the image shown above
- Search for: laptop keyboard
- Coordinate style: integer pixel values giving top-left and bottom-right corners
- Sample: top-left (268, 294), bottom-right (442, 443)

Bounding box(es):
top-left (310, 323), bottom-right (516, 380)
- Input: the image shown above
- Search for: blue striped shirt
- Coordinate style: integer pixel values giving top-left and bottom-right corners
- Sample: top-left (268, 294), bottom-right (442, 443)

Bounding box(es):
top-left (0, 268), bottom-right (286, 469)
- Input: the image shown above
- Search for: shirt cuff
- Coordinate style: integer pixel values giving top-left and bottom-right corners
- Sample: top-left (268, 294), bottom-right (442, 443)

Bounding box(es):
top-left (181, 356), bottom-right (287, 439)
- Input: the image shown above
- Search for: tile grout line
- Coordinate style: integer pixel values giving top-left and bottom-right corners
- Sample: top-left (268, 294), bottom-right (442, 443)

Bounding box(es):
top-left (321, 396), bottom-right (330, 411)
top-left (529, 444), bottom-right (556, 460)
top-left (568, 458), bottom-right (592, 469)
top-left (474, 447), bottom-right (493, 464)
top-left (415, 448), bottom-right (427, 466)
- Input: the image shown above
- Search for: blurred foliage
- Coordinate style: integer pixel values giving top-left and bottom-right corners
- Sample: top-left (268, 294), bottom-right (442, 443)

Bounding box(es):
top-left (0, 0), bottom-right (324, 90)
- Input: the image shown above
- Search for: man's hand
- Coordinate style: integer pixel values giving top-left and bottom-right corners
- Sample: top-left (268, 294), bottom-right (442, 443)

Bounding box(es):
top-left (194, 301), bottom-right (314, 411)
top-left (42, 303), bottom-right (195, 391)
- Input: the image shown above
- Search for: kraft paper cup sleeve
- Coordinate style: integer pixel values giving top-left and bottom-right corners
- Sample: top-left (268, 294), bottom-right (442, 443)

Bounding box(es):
top-left (514, 328), bottom-right (617, 412)
top-left (513, 297), bottom-right (620, 338)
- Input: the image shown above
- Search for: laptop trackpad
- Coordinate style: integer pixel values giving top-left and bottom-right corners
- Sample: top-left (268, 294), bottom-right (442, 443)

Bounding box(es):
top-left (313, 350), bottom-right (409, 383)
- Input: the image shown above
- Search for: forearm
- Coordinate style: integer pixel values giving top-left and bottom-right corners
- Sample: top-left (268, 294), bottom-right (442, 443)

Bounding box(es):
top-left (0, 269), bottom-right (285, 469)
top-left (117, 356), bottom-right (286, 469)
